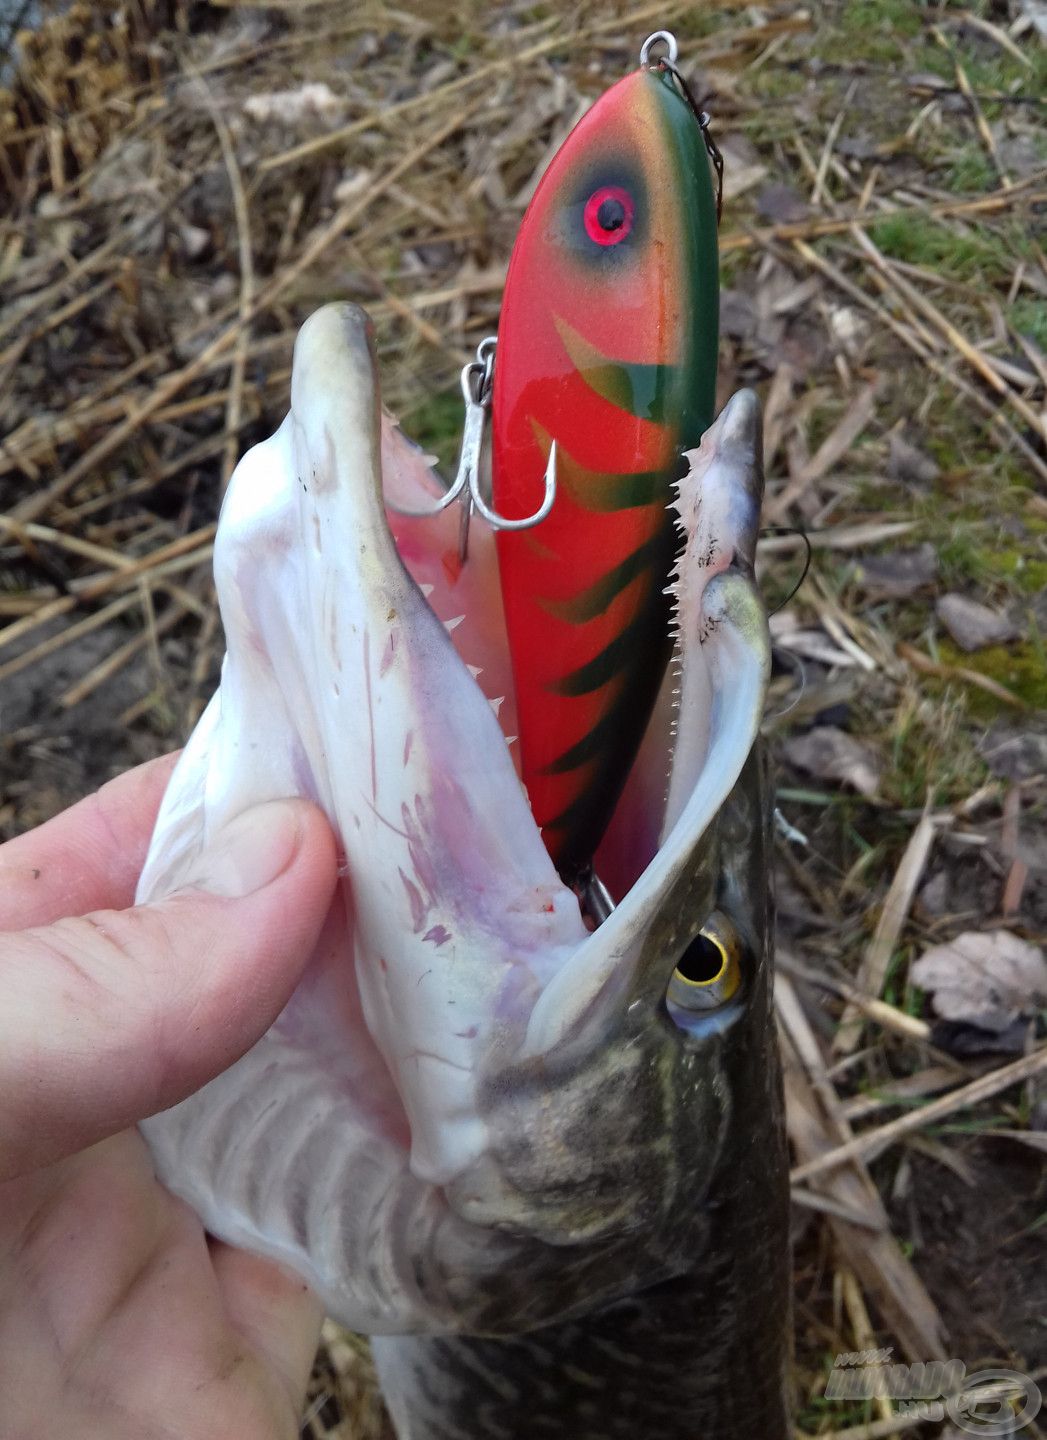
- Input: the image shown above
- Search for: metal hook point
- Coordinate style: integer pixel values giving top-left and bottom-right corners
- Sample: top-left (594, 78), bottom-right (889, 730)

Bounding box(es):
top-left (471, 440), bottom-right (556, 533)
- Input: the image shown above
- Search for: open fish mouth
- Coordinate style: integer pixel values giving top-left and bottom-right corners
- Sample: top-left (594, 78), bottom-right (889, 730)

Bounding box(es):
top-left (136, 303), bottom-right (771, 1333)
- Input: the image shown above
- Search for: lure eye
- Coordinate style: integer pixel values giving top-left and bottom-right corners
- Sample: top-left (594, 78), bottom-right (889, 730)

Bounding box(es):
top-left (667, 913), bottom-right (743, 1015)
top-left (582, 185), bottom-right (635, 246)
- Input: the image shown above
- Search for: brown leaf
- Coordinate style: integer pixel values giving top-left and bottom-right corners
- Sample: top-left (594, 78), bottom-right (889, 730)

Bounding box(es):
top-left (936, 593), bottom-right (1019, 651)
top-left (756, 182), bottom-right (809, 224)
top-left (855, 543), bottom-right (938, 599)
top-left (782, 726), bottom-right (882, 798)
top-left (912, 929), bottom-right (1047, 1033)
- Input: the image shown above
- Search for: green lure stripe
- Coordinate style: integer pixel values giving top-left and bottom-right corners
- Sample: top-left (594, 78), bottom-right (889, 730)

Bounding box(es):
top-left (542, 704), bottom-right (628, 776)
top-left (548, 611), bottom-right (653, 698)
top-left (554, 315), bottom-right (676, 425)
top-left (537, 534), bottom-right (667, 625)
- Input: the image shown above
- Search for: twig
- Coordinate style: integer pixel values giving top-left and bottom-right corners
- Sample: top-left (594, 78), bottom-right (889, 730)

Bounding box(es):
top-left (834, 807), bottom-right (938, 1054)
top-left (898, 642), bottom-right (1026, 709)
top-left (778, 952), bottom-right (932, 1045)
top-left (791, 1187), bottom-right (886, 1231)
top-left (791, 1044), bottom-right (1047, 1183)
top-left (720, 180), bottom-right (1047, 254)
top-left (766, 382), bottom-right (880, 523)
top-left (198, 76), bottom-right (255, 491)
top-left (932, 26), bottom-right (1011, 188)
top-left (758, 520), bottom-right (917, 553)
top-left (777, 975), bottom-right (946, 1360)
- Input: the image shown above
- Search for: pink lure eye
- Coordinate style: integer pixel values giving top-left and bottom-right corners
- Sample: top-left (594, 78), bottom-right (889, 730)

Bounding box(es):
top-left (583, 185), bottom-right (635, 246)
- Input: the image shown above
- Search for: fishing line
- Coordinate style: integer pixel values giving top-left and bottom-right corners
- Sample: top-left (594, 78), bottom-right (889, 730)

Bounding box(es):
top-left (765, 645), bottom-right (808, 723)
top-left (760, 526), bottom-right (813, 616)
top-left (759, 526), bottom-right (811, 723)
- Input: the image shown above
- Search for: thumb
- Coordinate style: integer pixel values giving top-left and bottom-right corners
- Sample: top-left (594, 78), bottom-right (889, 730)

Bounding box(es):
top-left (0, 799), bottom-right (337, 1182)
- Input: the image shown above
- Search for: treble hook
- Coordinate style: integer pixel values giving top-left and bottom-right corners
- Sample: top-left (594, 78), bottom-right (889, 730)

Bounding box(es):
top-left (387, 336), bottom-right (556, 564)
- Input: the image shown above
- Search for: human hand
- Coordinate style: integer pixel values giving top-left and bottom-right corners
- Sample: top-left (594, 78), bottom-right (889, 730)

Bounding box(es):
top-left (0, 755), bottom-right (339, 1438)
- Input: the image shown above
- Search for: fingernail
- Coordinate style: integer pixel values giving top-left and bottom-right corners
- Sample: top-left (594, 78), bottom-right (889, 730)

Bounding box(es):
top-left (184, 801), bottom-right (303, 899)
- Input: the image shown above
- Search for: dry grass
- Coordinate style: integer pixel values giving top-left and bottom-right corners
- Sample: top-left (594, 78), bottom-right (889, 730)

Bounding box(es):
top-left (2, 2), bottom-right (1046, 1436)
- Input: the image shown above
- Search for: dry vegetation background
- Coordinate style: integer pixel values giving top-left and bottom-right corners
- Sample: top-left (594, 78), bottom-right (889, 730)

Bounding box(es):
top-left (1, 1), bottom-right (1046, 1436)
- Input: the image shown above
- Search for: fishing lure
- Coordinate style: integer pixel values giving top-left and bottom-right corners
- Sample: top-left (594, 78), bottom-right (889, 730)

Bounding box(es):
top-left (490, 32), bottom-right (721, 886)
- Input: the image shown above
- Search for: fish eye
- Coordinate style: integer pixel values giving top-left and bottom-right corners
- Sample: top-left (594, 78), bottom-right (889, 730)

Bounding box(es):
top-left (667, 912), bottom-right (743, 1015)
top-left (582, 184), bottom-right (635, 246)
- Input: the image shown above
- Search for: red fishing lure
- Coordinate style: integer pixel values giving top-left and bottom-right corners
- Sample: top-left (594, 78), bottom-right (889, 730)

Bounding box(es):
top-left (491, 52), bottom-right (720, 885)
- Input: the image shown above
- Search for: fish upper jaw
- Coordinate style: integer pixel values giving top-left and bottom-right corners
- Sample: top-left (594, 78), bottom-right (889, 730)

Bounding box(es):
top-left (262, 305), bottom-right (591, 1182)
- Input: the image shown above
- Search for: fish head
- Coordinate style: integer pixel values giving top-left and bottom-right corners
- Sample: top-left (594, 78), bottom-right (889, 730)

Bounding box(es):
top-left (137, 304), bottom-right (775, 1333)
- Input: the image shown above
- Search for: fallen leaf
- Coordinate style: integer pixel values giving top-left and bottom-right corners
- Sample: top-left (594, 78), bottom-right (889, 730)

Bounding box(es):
top-left (855, 543), bottom-right (938, 598)
top-left (756, 182), bottom-right (809, 224)
top-left (782, 726), bottom-right (882, 798)
top-left (912, 929), bottom-right (1047, 1033)
top-left (936, 593), bottom-right (1019, 652)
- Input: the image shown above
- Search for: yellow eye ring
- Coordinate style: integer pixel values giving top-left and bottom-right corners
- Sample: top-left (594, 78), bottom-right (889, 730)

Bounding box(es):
top-left (667, 914), bottom-right (742, 1013)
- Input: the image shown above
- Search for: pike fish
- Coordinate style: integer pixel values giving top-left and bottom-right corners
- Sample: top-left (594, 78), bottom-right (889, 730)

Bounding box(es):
top-left (492, 61), bottom-right (719, 885)
top-left (136, 305), bottom-right (789, 1439)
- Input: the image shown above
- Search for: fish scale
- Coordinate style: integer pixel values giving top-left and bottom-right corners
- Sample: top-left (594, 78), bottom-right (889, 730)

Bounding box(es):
top-left (492, 62), bottom-right (719, 884)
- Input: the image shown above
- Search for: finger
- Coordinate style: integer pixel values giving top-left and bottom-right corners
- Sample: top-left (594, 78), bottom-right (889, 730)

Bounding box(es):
top-left (0, 753), bottom-right (180, 930)
top-left (0, 799), bottom-right (338, 1181)
top-left (209, 1240), bottom-right (324, 1414)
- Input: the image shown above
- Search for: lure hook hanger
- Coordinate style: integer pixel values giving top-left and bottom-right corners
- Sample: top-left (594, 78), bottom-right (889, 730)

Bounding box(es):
top-left (387, 335), bottom-right (556, 564)
top-left (639, 30), bottom-right (725, 223)
top-left (639, 29), bottom-right (678, 66)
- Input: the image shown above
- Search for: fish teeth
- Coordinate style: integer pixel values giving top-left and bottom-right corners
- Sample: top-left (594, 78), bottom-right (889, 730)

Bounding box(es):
top-left (444, 614), bottom-right (465, 633)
